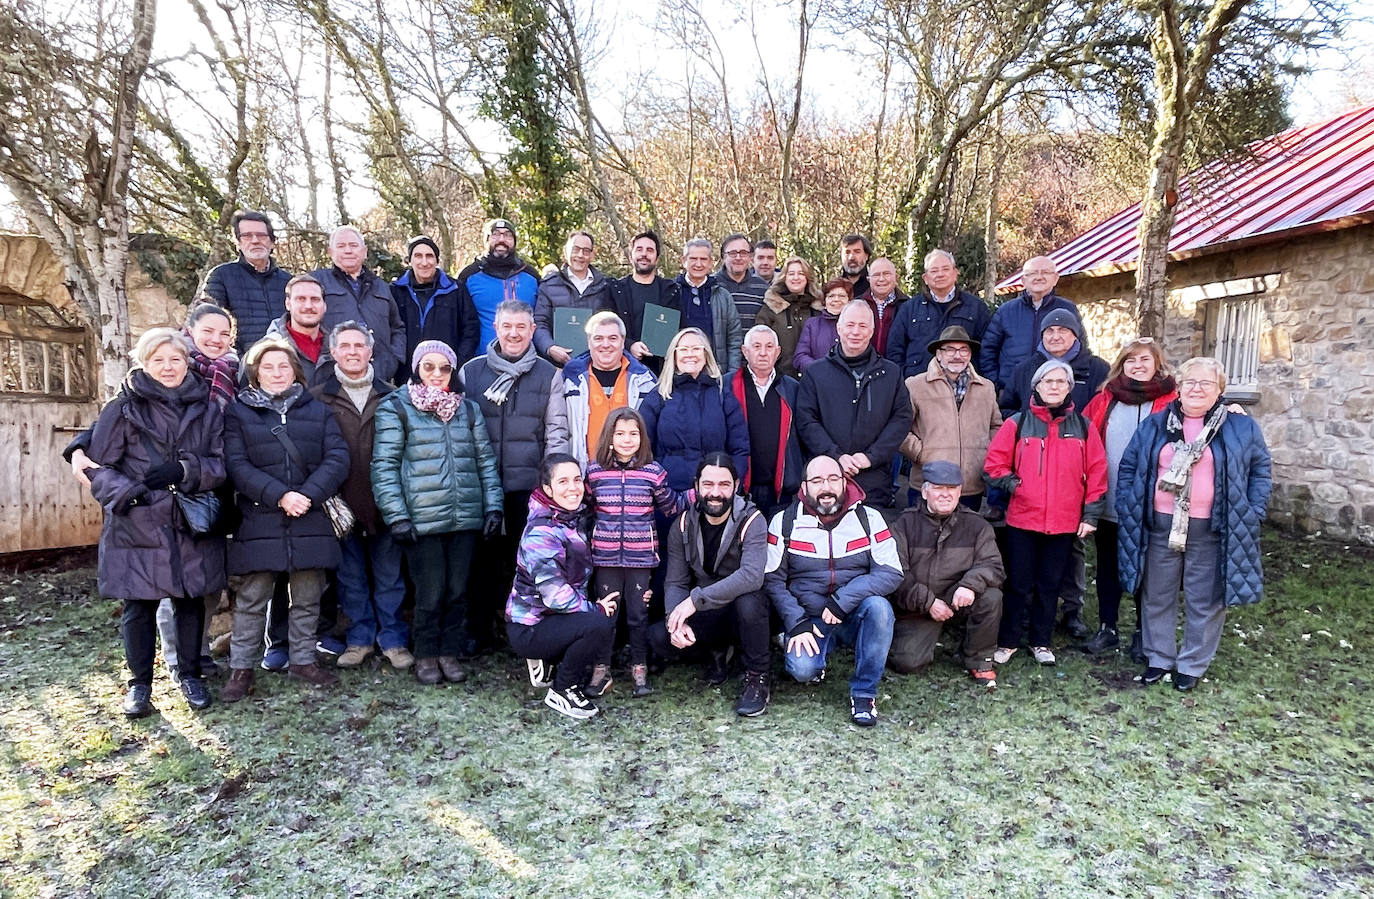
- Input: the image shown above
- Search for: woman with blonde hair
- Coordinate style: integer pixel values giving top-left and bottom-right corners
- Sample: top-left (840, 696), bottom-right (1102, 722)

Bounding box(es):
top-left (755, 256), bottom-right (820, 377)
top-left (638, 327), bottom-right (750, 492)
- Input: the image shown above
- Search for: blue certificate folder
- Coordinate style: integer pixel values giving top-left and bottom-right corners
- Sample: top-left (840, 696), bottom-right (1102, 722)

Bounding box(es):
top-left (641, 303), bottom-right (681, 357)
top-left (553, 307), bottom-right (591, 353)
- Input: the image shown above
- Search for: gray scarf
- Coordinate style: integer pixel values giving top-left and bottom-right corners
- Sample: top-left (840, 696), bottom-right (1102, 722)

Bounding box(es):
top-left (482, 339), bottom-right (539, 406)
top-left (1158, 402), bottom-right (1228, 551)
top-left (240, 382), bottom-right (304, 415)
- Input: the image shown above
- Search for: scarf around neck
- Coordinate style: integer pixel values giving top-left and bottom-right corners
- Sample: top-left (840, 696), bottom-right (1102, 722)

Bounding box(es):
top-left (1159, 398), bottom-right (1228, 551)
top-left (483, 339), bottom-right (540, 406)
top-left (185, 343), bottom-right (239, 409)
top-left (1105, 372), bottom-right (1176, 406)
top-left (409, 382), bottom-right (462, 422)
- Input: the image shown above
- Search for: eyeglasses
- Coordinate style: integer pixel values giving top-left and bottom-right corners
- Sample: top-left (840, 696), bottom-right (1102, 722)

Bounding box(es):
top-left (1023, 269), bottom-right (1055, 277)
top-left (568, 245), bottom-right (593, 255)
top-left (1127, 337), bottom-right (1156, 345)
top-left (805, 474), bottom-right (845, 487)
top-left (420, 362), bottom-right (453, 374)
top-left (1179, 379), bottom-right (1218, 390)
top-left (239, 231), bottom-right (272, 243)
top-left (675, 344), bottom-right (706, 354)
top-left (937, 346), bottom-right (971, 356)
top-left (1037, 377), bottom-right (1072, 386)
top-left (724, 249), bottom-right (752, 257)
top-left (489, 228), bottom-right (515, 238)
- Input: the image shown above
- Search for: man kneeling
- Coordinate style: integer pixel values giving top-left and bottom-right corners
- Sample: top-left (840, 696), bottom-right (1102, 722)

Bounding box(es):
top-left (650, 454), bottom-right (771, 716)
top-left (766, 455), bottom-right (902, 726)
top-left (890, 461), bottom-right (1005, 688)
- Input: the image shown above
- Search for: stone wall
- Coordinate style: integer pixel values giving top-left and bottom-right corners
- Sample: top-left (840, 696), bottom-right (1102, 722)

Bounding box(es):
top-left (1058, 223), bottom-right (1374, 543)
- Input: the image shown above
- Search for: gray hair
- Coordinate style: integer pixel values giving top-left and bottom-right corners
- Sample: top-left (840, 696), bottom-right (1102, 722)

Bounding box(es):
top-left (923, 249), bottom-right (956, 269)
top-left (328, 225), bottom-right (366, 248)
top-left (745, 324), bottom-right (779, 344)
top-left (682, 237), bottom-right (714, 257)
top-left (495, 299), bottom-right (535, 322)
top-left (327, 320), bottom-right (374, 350)
top-left (1177, 356), bottom-right (1228, 392)
top-left (584, 310), bottom-right (626, 337)
top-left (131, 327), bottom-right (191, 368)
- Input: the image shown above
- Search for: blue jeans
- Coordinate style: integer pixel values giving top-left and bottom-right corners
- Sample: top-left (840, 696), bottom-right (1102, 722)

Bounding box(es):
top-left (337, 532), bottom-right (408, 651)
top-left (783, 595), bottom-right (894, 698)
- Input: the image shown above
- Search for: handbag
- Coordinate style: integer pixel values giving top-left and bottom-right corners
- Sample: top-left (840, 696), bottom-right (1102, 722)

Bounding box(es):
top-left (140, 433), bottom-right (224, 536)
top-left (269, 424), bottom-right (356, 538)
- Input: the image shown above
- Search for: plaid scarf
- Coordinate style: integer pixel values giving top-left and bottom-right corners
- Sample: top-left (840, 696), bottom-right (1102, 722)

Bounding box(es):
top-left (185, 342), bottom-right (240, 410)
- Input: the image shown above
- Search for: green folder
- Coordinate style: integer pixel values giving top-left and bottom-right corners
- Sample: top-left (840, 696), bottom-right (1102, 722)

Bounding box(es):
top-left (553, 307), bottom-right (591, 354)
top-left (641, 303), bottom-right (681, 357)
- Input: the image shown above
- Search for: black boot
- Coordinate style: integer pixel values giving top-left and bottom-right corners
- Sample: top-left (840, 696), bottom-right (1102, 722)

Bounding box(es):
top-left (1079, 625), bottom-right (1120, 655)
top-left (1060, 611), bottom-right (1091, 640)
top-left (1129, 630), bottom-right (1146, 664)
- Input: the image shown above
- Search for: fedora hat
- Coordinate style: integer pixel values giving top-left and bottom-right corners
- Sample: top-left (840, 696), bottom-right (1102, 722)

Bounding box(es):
top-left (927, 325), bottom-right (981, 357)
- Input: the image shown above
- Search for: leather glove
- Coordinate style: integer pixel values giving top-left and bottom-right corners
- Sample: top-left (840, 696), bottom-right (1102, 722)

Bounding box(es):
top-left (142, 461), bottom-right (184, 490)
top-left (482, 511), bottom-right (504, 539)
top-left (391, 520), bottom-right (418, 545)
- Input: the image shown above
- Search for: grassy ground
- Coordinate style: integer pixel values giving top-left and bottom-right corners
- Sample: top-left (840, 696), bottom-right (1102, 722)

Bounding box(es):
top-left (1, 530), bottom-right (1371, 898)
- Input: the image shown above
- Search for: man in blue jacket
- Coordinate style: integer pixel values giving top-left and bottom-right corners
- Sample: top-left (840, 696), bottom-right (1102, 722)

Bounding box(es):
top-left (978, 255), bottom-right (1085, 393)
top-left (391, 235), bottom-right (479, 381)
top-left (202, 209), bottom-right (291, 354)
top-left (455, 219), bottom-right (540, 353)
top-left (885, 249), bottom-right (991, 379)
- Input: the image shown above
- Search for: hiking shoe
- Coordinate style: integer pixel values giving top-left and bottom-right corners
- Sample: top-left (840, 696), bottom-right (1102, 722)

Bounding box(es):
top-left (415, 658), bottom-right (443, 685)
top-left (315, 635), bottom-right (346, 657)
top-left (337, 645), bottom-right (374, 668)
top-left (808, 667), bottom-right (827, 685)
top-left (288, 662), bottom-right (339, 688)
top-left (992, 647), bottom-right (1017, 665)
top-left (1060, 612), bottom-right (1091, 640)
top-left (1079, 626), bottom-right (1119, 655)
top-left (545, 684), bottom-right (598, 720)
top-left (1129, 630), bottom-right (1147, 664)
top-left (849, 695), bottom-right (878, 727)
top-left (704, 649), bottom-right (729, 686)
top-left (122, 684), bottom-right (155, 719)
top-left (438, 656), bottom-right (466, 683)
top-left (1031, 646), bottom-right (1056, 666)
top-left (180, 676), bottom-right (212, 711)
top-left (1174, 673), bottom-right (1200, 692)
top-left (382, 646), bottom-right (415, 670)
top-left (736, 671), bottom-right (770, 717)
top-left (969, 668), bottom-right (998, 689)
top-left (526, 658), bottom-right (553, 688)
top-left (260, 647), bottom-right (289, 672)
top-left (630, 663), bottom-right (653, 698)
top-left (585, 664), bottom-right (613, 697)
top-left (1140, 666), bottom-right (1170, 686)
top-left (221, 668), bottom-right (254, 703)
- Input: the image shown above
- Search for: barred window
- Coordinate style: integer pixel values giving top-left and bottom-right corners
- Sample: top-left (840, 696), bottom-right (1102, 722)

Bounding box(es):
top-left (0, 298), bottom-right (93, 401)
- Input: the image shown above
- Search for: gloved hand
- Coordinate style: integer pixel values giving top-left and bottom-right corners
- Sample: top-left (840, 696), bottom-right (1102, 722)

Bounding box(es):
top-left (391, 520), bottom-right (418, 545)
top-left (114, 489), bottom-right (148, 515)
top-left (482, 511), bottom-right (504, 539)
top-left (142, 461), bottom-right (184, 490)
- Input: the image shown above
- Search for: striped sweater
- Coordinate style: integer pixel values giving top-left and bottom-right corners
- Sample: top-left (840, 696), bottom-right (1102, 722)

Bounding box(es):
top-left (586, 460), bottom-right (688, 567)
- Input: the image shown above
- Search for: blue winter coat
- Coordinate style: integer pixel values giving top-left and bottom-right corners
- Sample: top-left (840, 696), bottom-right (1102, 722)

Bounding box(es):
top-left (391, 269), bottom-right (480, 381)
top-left (203, 255), bottom-right (291, 354)
top-left (1116, 406), bottom-right (1272, 608)
top-left (639, 371), bottom-right (751, 492)
top-left (978, 292), bottom-right (1085, 392)
top-left (885, 289), bottom-right (992, 379)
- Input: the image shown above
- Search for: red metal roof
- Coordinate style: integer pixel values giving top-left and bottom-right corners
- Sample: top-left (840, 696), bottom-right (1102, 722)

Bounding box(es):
top-left (996, 103), bottom-right (1374, 292)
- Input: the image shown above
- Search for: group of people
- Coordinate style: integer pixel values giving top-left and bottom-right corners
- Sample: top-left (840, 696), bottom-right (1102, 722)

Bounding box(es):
top-left (74, 210), bottom-right (1273, 726)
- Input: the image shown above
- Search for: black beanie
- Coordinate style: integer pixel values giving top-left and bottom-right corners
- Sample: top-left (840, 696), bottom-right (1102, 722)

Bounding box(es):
top-left (406, 235), bottom-right (441, 262)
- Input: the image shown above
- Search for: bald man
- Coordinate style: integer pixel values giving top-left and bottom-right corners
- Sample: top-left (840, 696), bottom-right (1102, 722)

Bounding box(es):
top-left (977, 255), bottom-right (1085, 394)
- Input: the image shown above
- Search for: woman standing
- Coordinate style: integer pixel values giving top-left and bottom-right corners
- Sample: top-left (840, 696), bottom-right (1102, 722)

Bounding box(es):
top-left (791, 279), bottom-right (851, 372)
top-left (1116, 357), bottom-right (1271, 692)
top-left (507, 454), bottom-right (618, 719)
top-left (1079, 337), bottom-right (1176, 659)
top-left (638, 327), bottom-right (750, 493)
top-left (372, 340), bottom-right (503, 686)
top-left (984, 358), bottom-right (1107, 666)
top-left (755, 257), bottom-right (820, 377)
top-left (87, 328), bottom-right (226, 717)
top-left (221, 339), bottom-right (350, 700)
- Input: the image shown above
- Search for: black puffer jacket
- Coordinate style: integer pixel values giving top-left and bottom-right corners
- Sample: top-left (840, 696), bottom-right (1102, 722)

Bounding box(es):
top-left (88, 371), bottom-right (227, 600)
top-left (224, 385), bottom-right (350, 573)
top-left (459, 344), bottom-right (559, 493)
top-left (203, 255), bottom-right (292, 354)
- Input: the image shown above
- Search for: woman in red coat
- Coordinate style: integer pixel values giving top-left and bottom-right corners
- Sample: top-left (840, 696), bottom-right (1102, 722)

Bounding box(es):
top-left (984, 358), bottom-right (1107, 666)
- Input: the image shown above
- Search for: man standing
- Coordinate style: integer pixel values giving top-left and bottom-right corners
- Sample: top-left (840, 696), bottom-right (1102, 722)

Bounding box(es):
top-left (312, 226), bottom-right (407, 384)
top-left (795, 301), bottom-right (913, 509)
top-left (606, 230), bottom-right (679, 371)
top-left (886, 249), bottom-right (992, 379)
top-left (534, 231), bottom-right (612, 365)
top-left (676, 238), bottom-right (743, 370)
top-left (726, 325), bottom-right (802, 517)
top-left (310, 322), bottom-right (412, 671)
top-left (889, 462), bottom-right (1004, 687)
top-left (999, 309), bottom-right (1109, 419)
top-left (264, 275), bottom-right (332, 384)
top-left (455, 218), bottom-right (540, 353)
top-left (838, 233), bottom-right (872, 298)
top-left (860, 257), bottom-right (908, 358)
top-left (900, 326), bottom-right (1002, 509)
top-left (717, 233), bottom-right (770, 331)
top-left (766, 456), bottom-right (902, 726)
top-left (203, 209), bottom-right (292, 354)
top-left (752, 240), bottom-right (778, 284)
top-left (391, 235), bottom-right (479, 382)
top-left (546, 311), bottom-right (656, 467)
top-left (651, 454), bottom-right (771, 716)
top-left (978, 255), bottom-right (1084, 393)
top-left (460, 300), bottom-right (563, 650)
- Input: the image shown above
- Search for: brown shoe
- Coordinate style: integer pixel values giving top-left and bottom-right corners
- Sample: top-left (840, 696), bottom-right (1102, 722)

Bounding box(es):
top-left (337, 645), bottom-right (373, 668)
top-left (288, 662), bottom-right (339, 688)
top-left (437, 656), bottom-right (467, 683)
top-left (221, 668), bottom-right (255, 703)
top-left (382, 646), bottom-right (414, 670)
top-left (415, 657), bottom-right (443, 685)
top-left (585, 663), bottom-right (613, 697)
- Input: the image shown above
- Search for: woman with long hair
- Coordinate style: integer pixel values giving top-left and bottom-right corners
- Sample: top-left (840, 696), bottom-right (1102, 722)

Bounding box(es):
top-left (755, 256), bottom-right (820, 377)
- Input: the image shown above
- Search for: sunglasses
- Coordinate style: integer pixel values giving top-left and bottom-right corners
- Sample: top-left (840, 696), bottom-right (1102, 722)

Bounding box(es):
top-left (420, 362), bottom-right (453, 374)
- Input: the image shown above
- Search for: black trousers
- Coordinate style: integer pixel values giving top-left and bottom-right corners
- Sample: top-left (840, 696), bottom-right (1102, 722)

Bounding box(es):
top-left (594, 567), bottom-right (652, 665)
top-left (1092, 520), bottom-right (1139, 631)
top-left (999, 527), bottom-right (1075, 649)
top-left (468, 491), bottom-right (530, 649)
top-left (265, 575), bottom-right (289, 653)
top-left (122, 596), bottom-right (204, 686)
top-left (406, 530), bottom-right (477, 658)
top-left (647, 589), bottom-right (771, 675)
top-left (507, 612), bottom-right (615, 692)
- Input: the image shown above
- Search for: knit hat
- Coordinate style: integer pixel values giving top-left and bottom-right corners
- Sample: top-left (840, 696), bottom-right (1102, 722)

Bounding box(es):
top-left (921, 461), bottom-right (963, 487)
top-left (406, 235), bottom-right (440, 261)
top-left (412, 339), bottom-right (457, 373)
top-left (1039, 308), bottom-right (1082, 340)
top-left (1031, 357), bottom-right (1074, 390)
top-left (484, 218), bottom-right (517, 238)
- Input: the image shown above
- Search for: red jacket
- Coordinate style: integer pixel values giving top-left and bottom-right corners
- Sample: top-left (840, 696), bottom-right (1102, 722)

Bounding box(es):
top-left (1081, 389), bottom-right (1176, 437)
top-left (983, 399), bottom-right (1107, 535)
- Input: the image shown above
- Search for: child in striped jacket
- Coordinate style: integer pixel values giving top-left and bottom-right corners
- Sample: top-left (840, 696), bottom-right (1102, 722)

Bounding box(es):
top-left (585, 407), bottom-right (688, 697)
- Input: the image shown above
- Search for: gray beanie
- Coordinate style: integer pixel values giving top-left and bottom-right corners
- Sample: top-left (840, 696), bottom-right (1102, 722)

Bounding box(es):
top-left (1031, 358), bottom-right (1074, 390)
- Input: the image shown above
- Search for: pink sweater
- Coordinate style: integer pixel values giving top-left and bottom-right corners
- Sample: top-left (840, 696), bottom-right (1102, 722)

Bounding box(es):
top-left (1153, 416), bottom-right (1215, 519)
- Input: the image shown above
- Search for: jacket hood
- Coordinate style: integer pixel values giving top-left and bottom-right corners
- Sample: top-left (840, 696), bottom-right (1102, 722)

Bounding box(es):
top-left (764, 284), bottom-right (818, 313)
top-left (527, 485), bottom-right (586, 525)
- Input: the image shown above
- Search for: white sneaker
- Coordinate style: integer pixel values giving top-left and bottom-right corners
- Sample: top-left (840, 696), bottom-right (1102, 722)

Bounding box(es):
top-left (545, 685), bottom-right (598, 720)
top-left (526, 658), bottom-right (553, 688)
top-left (1032, 646), bottom-right (1057, 666)
top-left (993, 647), bottom-right (1017, 665)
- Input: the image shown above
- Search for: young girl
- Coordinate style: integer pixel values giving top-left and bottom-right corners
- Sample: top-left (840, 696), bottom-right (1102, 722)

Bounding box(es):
top-left (585, 407), bottom-right (689, 697)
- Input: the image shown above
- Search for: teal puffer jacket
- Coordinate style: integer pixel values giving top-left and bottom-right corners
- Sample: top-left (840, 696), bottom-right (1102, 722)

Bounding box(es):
top-left (371, 390), bottom-right (503, 535)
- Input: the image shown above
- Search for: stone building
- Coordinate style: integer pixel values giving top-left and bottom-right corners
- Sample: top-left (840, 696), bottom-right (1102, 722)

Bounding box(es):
top-left (997, 104), bottom-right (1374, 543)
